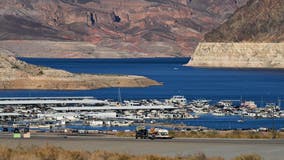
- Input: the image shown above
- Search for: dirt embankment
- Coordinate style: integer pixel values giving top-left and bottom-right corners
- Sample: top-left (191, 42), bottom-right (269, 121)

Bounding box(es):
top-left (0, 50), bottom-right (160, 90)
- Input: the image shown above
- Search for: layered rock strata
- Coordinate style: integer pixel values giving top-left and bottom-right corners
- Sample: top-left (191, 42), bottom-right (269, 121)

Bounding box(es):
top-left (204, 0), bottom-right (284, 43)
top-left (187, 43), bottom-right (284, 68)
top-left (0, 0), bottom-right (248, 57)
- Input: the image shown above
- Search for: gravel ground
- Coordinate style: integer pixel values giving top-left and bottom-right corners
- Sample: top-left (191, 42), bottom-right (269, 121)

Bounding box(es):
top-left (0, 135), bottom-right (283, 160)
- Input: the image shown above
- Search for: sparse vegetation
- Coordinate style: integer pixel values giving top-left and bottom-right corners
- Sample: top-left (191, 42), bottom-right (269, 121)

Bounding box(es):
top-left (0, 145), bottom-right (262, 160)
top-left (233, 154), bottom-right (262, 160)
top-left (114, 130), bottom-right (284, 139)
top-left (37, 70), bottom-right (44, 75)
top-left (170, 130), bottom-right (284, 139)
top-left (11, 64), bottom-right (19, 69)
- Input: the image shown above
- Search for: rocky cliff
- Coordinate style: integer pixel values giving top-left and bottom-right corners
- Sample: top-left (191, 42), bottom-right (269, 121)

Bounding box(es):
top-left (187, 0), bottom-right (284, 68)
top-left (204, 0), bottom-right (284, 42)
top-left (187, 43), bottom-right (284, 68)
top-left (0, 50), bottom-right (160, 90)
top-left (0, 0), bottom-right (248, 58)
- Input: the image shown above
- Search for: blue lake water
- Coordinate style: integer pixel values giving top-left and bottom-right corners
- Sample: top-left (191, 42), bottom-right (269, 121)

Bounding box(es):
top-left (1, 58), bottom-right (284, 130)
top-left (2, 58), bottom-right (284, 106)
top-left (66, 115), bottom-right (284, 130)
top-left (164, 115), bottom-right (284, 130)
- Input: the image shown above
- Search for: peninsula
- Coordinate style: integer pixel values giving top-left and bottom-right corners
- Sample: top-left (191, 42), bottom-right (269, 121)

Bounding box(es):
top-left (0, 50), bottom-right (160, 90)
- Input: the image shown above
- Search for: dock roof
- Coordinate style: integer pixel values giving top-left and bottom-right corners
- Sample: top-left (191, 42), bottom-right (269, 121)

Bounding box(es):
top-left (0, 99), bottom-right (106, 105)
top-left (0, 113), bottom-right (21, 116)
top-left (51, 105), bottom-right (176, 111)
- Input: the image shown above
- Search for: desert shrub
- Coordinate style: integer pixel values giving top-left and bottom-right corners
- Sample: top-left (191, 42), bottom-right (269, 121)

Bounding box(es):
top-left (0, 145), bottom-right (262, 160)
top-left (0, 147), bottom-right (13, 160)
top-left (233, 154), bottom-right (262, 160)
top-left (189, 153), bottom-right (207, 160)
top-left (205, 131), bottom-right (218, 138)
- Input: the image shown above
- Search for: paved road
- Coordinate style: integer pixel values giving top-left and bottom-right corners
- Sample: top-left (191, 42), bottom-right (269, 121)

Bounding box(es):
top-left (0, 134), bottom-right (283, 160)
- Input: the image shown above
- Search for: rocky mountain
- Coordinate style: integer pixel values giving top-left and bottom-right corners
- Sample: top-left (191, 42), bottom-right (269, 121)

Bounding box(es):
top-left (0, 49), bottom-right (160, 89)
top-left (0, 0), bottom-right (248, 58)
top-left (204, 0), bottom-right (284, 42)
top-left (187, 0), bottom-right (284, 69)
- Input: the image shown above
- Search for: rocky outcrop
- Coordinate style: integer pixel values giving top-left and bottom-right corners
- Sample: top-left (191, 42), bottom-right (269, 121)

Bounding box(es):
top-left (204, 0), bottom-right (284, 42)
top-left (187, 43), bottom-right (284, 68)
top-left (0, 51), bottom-right (160, 90)
top-left (187, 0), bottom-right (284, 69)
top-left (0, 0), bottom-right (248, 58)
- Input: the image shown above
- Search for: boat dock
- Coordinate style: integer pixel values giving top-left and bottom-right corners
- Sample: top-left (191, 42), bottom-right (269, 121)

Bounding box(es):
top-left (0, 96), bottom-right (106, 105)
top-left (0, 96), bottom-right (283, 131)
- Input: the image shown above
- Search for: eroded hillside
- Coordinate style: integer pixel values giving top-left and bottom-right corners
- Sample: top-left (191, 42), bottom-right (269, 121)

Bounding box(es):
top-left (0, 0), bottom-right (248, 58)
top-left (187, 0), bottom-right (284, 68)
top-left (204, 0), bottom-right (284, 42)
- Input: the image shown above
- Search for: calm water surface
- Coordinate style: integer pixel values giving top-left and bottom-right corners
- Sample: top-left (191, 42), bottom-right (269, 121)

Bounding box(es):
top-left (3, 58), bottom-right (283, 105)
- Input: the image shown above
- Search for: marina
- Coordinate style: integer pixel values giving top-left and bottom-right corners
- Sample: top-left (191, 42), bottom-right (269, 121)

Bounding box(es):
top-left (0, 58), bottom-right (284, 132)
top-left (1, 96), bottom-right (284, 132)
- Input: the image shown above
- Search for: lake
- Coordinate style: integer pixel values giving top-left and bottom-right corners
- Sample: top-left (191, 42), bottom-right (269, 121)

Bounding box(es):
top-left (1, 58), bottom-right (283, 106)
top-left (1, 57), bottom-right (284, 130)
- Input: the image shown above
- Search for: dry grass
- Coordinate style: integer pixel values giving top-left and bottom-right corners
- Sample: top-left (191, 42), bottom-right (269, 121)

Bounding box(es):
top-left (169, 130), bottom-right (284, 139)
top-left (114, 131), bottom-right (135, 137)
top-left (233, 154), bottom-right (262, 160)
top-left (114, 130), bottom-right (284, 139)
top-left (0, 145), bottom-right (262, 160)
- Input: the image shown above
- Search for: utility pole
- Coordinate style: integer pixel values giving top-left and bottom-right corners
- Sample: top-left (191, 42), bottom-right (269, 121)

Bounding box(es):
top-left (272, 103), bottom-right (276, 139)
top-left (261, 96), bottom-right (264, 107)
top-left (118, 88), bottom-right (122, 104)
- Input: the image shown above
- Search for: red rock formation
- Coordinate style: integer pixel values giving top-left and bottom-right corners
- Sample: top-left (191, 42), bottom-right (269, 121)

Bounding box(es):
top-left (0, 0), bottom-right (248, 58)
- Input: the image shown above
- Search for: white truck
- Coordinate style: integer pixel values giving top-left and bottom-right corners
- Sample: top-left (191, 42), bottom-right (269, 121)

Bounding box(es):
top-left (148, 128), bottom-right (173, 139)
top-left (135, 127), bottom-right (173, 140)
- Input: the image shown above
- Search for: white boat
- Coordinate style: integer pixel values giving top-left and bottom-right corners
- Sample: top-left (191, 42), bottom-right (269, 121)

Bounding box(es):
top-left (237, 119), bottom-right (244, 123)
top-left (87, 120), bottom-right (104, 127)
top-left (189, 99), bottom-right (211, 108)
top-left (211, 112), bottom-right (225, 116)
top-left (29, 124), bottom-right (51, 129)
top-left (111, 120), bottom-right (133, 127)
top-left (167, 95), bottom-right (187, 106)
